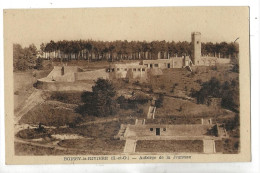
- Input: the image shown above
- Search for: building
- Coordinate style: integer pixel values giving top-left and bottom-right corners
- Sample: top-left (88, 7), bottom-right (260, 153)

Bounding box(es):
top-left (191, 32), bottom-right (230, 66)
top-left (142, 56), bottom-right (192, 69)
top-left (108, 62), bottom-right (148, 82)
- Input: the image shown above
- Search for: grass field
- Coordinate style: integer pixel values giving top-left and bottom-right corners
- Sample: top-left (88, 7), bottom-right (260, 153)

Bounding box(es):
top-left (148, 65), bottom-right (238, 96)
top-left (58, 139), bottom-right (125, 153)
top-left (215, 138), bottom-right (239, 154)
top-left (15, 142), bottom-right (120, 155)
top-left (156, 96), bottom-right (234, 118)
top-left (19, 101), bottom-right (82, 127)
top-left (135, 140), bottom-right (203, 153)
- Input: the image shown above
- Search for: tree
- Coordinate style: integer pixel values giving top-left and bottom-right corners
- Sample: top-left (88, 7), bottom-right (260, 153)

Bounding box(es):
top-left (192, 77), bottom-right (221, 104)
top-left (192, 77), bottom-right (239, 112)
top-left (13, 43), bottom-right (37, 71)
top-left (79, 78), bottom-right (117, 117)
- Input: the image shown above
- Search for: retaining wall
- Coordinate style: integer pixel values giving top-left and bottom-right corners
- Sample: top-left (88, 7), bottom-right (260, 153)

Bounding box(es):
top-left (36, 79), bottom-right (93, 91)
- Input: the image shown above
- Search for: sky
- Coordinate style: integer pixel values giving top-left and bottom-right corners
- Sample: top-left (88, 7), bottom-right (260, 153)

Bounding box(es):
top-left (4, 7), bottom-right (249, 49)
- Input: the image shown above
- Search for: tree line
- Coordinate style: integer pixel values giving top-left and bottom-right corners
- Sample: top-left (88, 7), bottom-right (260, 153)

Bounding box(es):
top-left (41, 40), bottom-right (239, 61)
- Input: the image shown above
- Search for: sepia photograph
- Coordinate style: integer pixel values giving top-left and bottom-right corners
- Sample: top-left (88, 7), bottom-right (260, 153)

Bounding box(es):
top-left (4, 7), bottom-right (250, 164)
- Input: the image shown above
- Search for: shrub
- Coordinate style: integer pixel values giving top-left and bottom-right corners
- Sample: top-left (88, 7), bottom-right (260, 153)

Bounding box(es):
top-left (155, 94), bottom-right (164, 108)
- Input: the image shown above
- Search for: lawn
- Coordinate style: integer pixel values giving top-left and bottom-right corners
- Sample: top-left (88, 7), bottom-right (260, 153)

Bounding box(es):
top-left (215, 138), bottom-right (239, 154)
top-left (15, 142), bottom-right (119, 155)
top-left (58, 138), bottom-right (125, 153)
top-left (19, 101), bottom-right (81, 127)
top-left (156, 96), bottom-right (232, 117)
top-left (135, 140), bottom-right (203, 153)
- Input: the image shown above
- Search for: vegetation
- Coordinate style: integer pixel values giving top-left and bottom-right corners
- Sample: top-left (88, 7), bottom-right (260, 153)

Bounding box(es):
top-left (191, 77), bottom-right (239, 112)
top-left (41, 40), bottom-right (239, 61)
top-left (58, 139), bottom-right (125, 153)
top-left (19, 102), bottom-right (82, 127)
top-left (135, 140), bottom-right (203, 153)
top-left (50, 91), bottom-right (83, 104)
top-left (13, 44), bottom-right (39, 71)
top-left (78, 78), bottom-right (118, 117)
top-left (155, 94), bottom-right (164, 108)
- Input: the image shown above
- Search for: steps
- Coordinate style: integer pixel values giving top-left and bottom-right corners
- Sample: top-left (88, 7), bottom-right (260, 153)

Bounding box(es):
top-left (203, 140), bottom-right (216, 154)
top-left (135, 119), bottom-right (145, 125)
top-left (147, 106), bottom-right (156, 119)
top-left (124, 139), bottom-right (137, 153)
top-left (114, 124), bottom-right (127, 139)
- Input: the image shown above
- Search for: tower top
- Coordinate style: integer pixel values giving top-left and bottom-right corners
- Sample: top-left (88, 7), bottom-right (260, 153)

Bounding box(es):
top-left (192, 32), bottom-right (201, 35)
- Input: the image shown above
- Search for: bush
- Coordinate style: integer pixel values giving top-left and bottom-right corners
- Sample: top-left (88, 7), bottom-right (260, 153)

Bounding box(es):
top-left (155, 94), bottom-right (164, 108)
top-left (191, 77), bottom-right (239, 112)
top-left (35, 58), bottom-right (44, 70)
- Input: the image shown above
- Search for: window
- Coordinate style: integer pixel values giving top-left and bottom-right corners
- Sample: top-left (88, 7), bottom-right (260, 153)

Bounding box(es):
top-left (133, 68), bottom-right (136, 71)
top-left (142, 68), bottom-right (145, 71)
top-left (163, 128), bottom-right (166, 131)
top-left (111, 68), bottom-right (114, 72)
top-left (138, 68), bottom-right (141, 71)
top-left (197, 41), bottom-right (199, 44)
top-left (117, 68), bottom-right (120, 71)
top-left (154, 64), bottom-right (159, 67)
top-left (150, 128), bottom-right (153, 131)
top-left (125, 68), bottom-right (127, 71)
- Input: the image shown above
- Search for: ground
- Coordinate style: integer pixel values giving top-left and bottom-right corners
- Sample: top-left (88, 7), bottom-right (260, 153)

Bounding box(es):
top-left (14, 60), bottom-right (240, 155)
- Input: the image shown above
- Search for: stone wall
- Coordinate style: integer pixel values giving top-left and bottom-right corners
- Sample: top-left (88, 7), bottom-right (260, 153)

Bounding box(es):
top-left (36, 79), bottom-right (93, 91)
top-left (125, 124), bottom-right (214, 138)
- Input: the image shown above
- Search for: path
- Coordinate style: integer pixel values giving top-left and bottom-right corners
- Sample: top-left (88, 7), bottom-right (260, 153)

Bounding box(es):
top-left (203, 140), bottom-right (216, 154)
top-left (124, 139), bottom-right (137, 153)
top-left (14, 90), bottom-right (48, 123)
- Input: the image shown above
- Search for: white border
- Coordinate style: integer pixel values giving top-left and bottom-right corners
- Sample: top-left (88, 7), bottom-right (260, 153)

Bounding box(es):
top-left (0, 0), bottom-right (259, 172)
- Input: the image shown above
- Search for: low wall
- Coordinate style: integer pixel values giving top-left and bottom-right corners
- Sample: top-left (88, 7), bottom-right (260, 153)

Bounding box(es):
top-left (36, 79), bottom-right (93, 91)
top-left (172, 57), bottom-right (185, 68)
top-left (54, 73), bottom-right (76, 82)
top-left (198, 57), bottom-right (231, 66)
top-left (125, 124), bottom-right (214, 138)
top-left (216, 58), bottom-right (231, 64)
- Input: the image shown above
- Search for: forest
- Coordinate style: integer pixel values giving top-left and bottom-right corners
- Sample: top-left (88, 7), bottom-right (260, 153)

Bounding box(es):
top-left (41, 40), bottom-right (239, 61)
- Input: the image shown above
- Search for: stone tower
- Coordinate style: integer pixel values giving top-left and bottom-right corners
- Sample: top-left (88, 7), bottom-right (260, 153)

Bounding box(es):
top-left (191, 32), bottom-right (201, 65)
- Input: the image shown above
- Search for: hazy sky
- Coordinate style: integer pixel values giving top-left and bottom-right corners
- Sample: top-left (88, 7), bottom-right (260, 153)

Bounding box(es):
top-left (4, 7), bottom-right (249, 48)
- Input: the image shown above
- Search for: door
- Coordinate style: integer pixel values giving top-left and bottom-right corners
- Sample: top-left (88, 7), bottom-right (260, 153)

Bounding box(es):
top-left (156, 128), bottom-right (160, 136)
top-left (167, 63), bottom-right (170, 68)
